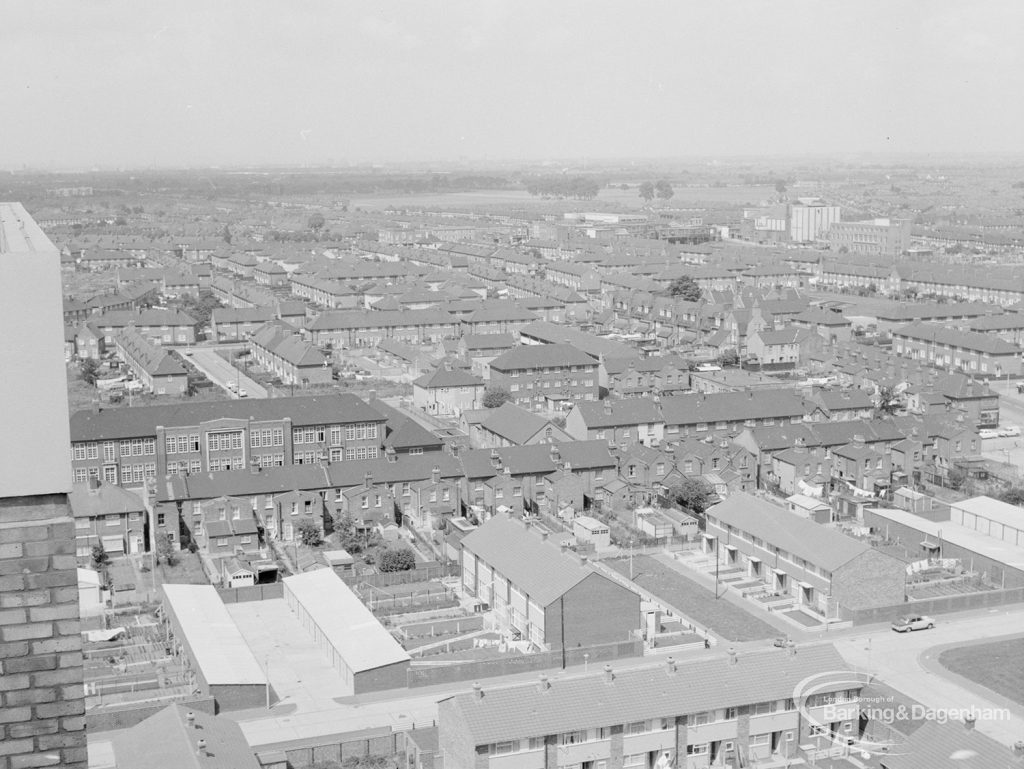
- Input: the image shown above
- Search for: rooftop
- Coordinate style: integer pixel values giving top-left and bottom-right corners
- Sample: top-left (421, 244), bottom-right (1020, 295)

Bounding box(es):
top-left (283, 569), bottom-right (410, 672)
top-left (161, 584), bottom-right (266, 685)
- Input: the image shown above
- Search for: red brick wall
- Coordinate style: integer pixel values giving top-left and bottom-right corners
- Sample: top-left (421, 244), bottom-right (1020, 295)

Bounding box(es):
top-left (0, 495), bottom-right (87, 769)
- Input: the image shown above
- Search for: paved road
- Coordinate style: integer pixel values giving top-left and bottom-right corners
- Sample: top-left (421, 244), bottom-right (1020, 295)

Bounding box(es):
top-left (833, 606), bottom-right (1024, 748)
top-left (186, 347), bottom-right (268, 399)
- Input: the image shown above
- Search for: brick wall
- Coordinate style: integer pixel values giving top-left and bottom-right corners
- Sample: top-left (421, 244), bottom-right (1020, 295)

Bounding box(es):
top-left (552, 572), bottom-right (641, 648)
top-left (832, 549), bottom-right (907, 612)
top-left (0, 495), bottom-right (87, 769)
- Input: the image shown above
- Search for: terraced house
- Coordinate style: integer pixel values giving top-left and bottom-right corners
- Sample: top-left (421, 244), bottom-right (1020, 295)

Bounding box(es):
top-left (892, 322), bottom-right (1022, 377)
top-left (69, 394), bottom-right (386, 486)
top-left (438, 644), bottom-right (861, 769)
top-left (249, 321), bottom-right (331, 385)
top-left (114, 327), bottom-right (188, 395)
top-left (308, 308), bottom-right (458, 348)
top-left (660, 390), bottom-right (809, 439)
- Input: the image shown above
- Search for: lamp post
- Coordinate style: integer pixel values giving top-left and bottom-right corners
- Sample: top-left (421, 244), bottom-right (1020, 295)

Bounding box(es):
top-left (629, 538), bottom-right (634, 580)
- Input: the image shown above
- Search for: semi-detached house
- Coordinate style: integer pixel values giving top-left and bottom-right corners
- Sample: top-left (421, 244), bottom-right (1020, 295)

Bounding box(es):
top-left (486, 343), bottom-right (599, 411)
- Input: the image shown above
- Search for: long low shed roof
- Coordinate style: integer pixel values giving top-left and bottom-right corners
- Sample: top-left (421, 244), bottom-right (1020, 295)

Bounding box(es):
top-left (283, 569), bottom-right (410, 673)
top-left (162, 584), bottom-right (266, 685)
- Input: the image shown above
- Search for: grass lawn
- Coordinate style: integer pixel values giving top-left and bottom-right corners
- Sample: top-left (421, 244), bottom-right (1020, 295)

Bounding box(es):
top-left (938, 638), bottom-right (1024, 707)
top-left (606, 555), bottom-right (780, 642)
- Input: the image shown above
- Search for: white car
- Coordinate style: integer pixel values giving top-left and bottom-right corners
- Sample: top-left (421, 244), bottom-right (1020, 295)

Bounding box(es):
top-left (892, 615), bottom-right (935, 633)
top-left (979, 429), bottom-right (999, 440)
top-left (999, 425), bottom-right (1021, 438)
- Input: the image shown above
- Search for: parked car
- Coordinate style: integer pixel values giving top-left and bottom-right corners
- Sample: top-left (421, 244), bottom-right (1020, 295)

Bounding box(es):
top-left (979, 429), bottom-right (1000, 439)
top-left (238, 388), bottom-right (248, 398)
top-left (999, 425), bottom-right (1021, 438)
top-left (892, 615), bottom-right (935, 632)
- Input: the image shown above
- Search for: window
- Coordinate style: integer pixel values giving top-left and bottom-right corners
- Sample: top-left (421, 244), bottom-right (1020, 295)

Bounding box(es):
top-left (559, 731), bottom-right (586, 746)
top-left (103, 442), bottom-right (116, 461)
top-left (687, 744), bottom-right (709, 756)
top-left (696, 422), bottom-right (708, 432)
top-left (72, 444), bottom-right (87, 461)
top-left (119, 440), bottom-right (131, 456)
top-left (626, 720), bottom-right (648, 735)
top-left (73, 468), bottom-right (88, 483)
top-left (293, 428), bottom-right (304, 444)
top-left (143, 438), bottom-right (155, 455)
top-left (273, 428), bottom-right (284, 446)
top-left (513, 486), bottom-right (522, 497)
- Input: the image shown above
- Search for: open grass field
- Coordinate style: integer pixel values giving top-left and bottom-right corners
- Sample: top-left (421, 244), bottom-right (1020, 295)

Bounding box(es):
top-left (938, 637), bottom-right (1024, 707)
top-left (605, 555), bottom-right (780, 642)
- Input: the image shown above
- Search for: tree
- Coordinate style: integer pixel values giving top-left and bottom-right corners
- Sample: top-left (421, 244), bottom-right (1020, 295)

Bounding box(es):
top-left (178, 294), bottom-right (222, 330)
top-left (717, 349), bottom-right (740, 367)
top-left (308, 213), bottom-right (325, 236)
top-left (221, 224), bottom-right (232, 244)
top-left (156, 532), bottom-right (178, 567)
top-left (774, 179), bottom-right (788, 196)
top-left (666, 275), bottom-right (702, 302)
top-left (378, 547), bottom-right (416, 572)
top-left (655, 179), bottom-right (674, 201)
top-left (91, 543), bottom-right (110, 569)
top-left (875, 385), bottom-right (902, 416)
top-left (482, 386), bottom-right (513, 408)
top-left (297, 519), bottom-right (324, 547)
top-left (80, 358), bottom-right (101, 385)
top-left (638, 181), bottom-right (655, 203)
top-left (999, 486), bottom-right (1024, 506)
top-left (667, 477), bottom-right (715, 516)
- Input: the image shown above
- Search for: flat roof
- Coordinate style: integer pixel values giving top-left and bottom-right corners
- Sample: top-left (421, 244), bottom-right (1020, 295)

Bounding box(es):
top-left (283, 569), bottom-right (410, 672)
top-left (866, 507), bottom-right (1024, 571)
top-left (951, 496), bottom-right (1024, 530)
top-left (162, 584), bottom-right (266, 685)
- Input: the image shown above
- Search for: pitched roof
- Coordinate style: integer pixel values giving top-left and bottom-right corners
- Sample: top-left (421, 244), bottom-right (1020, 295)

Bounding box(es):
top-left (70, 393), bottom-right (383, 441)
top-left (459, 513), bottom-right (618, 606)
top-left (488, 343), bottom-right (598, 371)
top-left (893, 322), bottom-right (1020, 355)
top-left (413, 367), bottom-right (486, 389)
top-left (571, 399), bottom-right (662, 429)
top-left (661, 391), bottom-right (807, 426)
top-left (111, 704), bottom-right (261, 769)
top-left (879, 719), bottom-right (1014, 769)
top-left (69, 481), bottom-right (146, 518)
top-left (115, 327), bottom-right (188, 377)
top-left (480, 403), bottom-right (550, 445)
top-left (707, 492), bottom-right (871, 571)
top-left (442, 643), bottom-right (849, 744)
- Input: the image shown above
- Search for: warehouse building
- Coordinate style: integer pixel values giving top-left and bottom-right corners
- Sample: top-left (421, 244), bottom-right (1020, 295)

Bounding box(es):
top-left (162, 584), bottom-right (268, 711)
top-left (283, 569), bottom-right (411, 695)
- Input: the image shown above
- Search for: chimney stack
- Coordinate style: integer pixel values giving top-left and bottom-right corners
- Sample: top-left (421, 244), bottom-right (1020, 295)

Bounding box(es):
top-left (603, 664), bottom-right (614, 684)
top-left (538, 674), bottom-right (550, 692)
top-left (186, 712), bottom-right (196, 728)
top-left (472, 682), bottom-right (483, 700)
top-left (727, 647), bottom-right (738, 666)
top-left (196, 739), bottom-right (208, 757)
top-left (431, 465), bottom-right (441, 484)
top-left (364, 471), bottom-right (373, 489)
top-left (666, 657), bottom-right (677, 675)
top-left (964, 714), bottom-right (976, 731)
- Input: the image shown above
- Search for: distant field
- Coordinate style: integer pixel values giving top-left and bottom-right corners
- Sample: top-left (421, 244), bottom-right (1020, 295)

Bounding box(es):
top-left (938, 637), bottom-right (1024, 707)
top-left (349, 184), bottom-right (775, 211)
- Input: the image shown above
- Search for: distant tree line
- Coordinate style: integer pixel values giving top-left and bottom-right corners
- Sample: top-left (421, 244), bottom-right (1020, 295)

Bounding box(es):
top-left (638, 180), bottom-right (674, 203)
top-left (524, 175), bottom-right (601, 200)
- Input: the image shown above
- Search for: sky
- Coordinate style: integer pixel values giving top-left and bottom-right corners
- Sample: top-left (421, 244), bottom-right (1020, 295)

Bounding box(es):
top-left (3, 1), bottom-right (1023, 169)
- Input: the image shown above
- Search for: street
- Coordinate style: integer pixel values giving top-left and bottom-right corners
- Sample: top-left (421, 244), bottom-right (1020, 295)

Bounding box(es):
top-left (185, 346), bottom-right (268, 399)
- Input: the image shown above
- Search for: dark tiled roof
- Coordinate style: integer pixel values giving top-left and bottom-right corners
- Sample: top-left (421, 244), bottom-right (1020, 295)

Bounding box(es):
top-left (70, 394), bottom-right (383, 441)
top-left (459, 513), bottom-right (610, 606)
top-left (489, 343), bottom-right (598, 371)
top-left (442, 643), bottom-right (849, 744)
top-left (708, 492), bottom-right (869, 570)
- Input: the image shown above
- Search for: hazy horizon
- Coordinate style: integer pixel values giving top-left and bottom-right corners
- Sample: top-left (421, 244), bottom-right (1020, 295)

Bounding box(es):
top-left (5, 1), bottom-right (1023, 169)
